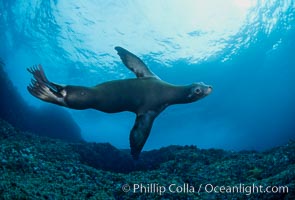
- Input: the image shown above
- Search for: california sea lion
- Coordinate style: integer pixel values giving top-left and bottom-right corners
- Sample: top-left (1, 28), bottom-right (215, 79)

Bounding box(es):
top-left (27, 47), bottom-right (212, 159)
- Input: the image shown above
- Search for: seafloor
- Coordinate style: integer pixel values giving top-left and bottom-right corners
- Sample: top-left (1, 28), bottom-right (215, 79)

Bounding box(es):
top-left (0, 119), bottom-right (294, 199)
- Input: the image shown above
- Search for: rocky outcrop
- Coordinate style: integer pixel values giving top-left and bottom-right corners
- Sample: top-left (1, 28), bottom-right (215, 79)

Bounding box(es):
top-left (0, 61), bottom-right (82, 142)
top-left (0, 119), bottom-right (294, 199)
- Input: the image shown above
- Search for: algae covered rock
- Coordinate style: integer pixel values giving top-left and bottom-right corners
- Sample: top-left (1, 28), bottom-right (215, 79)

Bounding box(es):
top-left (0, 119), bottom-right (294, 199)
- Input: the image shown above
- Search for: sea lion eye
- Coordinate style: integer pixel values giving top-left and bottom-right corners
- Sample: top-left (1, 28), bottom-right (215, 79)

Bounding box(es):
top-left (195, 88), bottom-right (202, 94)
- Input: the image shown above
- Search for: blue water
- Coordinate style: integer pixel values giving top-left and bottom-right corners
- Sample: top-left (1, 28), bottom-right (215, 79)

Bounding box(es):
top-left (1, 0), bottom-right (295, 151)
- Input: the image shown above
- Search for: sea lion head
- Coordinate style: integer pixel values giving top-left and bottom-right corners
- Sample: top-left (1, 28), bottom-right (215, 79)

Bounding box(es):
top-left (187, 82), bottom-right (212, 102)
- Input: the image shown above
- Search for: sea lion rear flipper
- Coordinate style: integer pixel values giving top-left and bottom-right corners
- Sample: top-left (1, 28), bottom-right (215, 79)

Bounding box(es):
top-left (115, 46), bottom-right (159, 79)
top-left (130, 111), bottom-right (158, 160)
top-left (27, 65), bottom-right (67, 106)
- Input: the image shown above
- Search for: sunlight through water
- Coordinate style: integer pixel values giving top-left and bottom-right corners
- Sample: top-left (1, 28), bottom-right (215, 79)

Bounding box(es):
top-left (54, 0), bottom-right (257, 66)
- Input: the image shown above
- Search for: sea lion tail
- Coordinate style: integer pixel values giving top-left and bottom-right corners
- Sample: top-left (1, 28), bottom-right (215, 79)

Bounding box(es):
top-left (27, 65), bottom-right (67, 106)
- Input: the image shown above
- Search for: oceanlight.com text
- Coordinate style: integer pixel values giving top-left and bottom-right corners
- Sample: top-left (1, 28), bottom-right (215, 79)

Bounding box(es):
top-left (121, 183), bottom-right (289, 196)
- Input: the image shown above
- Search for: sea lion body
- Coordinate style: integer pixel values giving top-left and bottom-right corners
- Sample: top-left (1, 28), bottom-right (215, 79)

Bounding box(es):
top-left (27, 47), bottom-right (212, 159)
top-left (65, 78), bottom-right (195, 114)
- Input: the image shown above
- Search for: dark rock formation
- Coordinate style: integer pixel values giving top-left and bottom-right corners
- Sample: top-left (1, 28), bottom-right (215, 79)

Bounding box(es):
top-left (0, 60), bottom-right (82, 142)
top-left (0, 119), bottom-right (294, 199)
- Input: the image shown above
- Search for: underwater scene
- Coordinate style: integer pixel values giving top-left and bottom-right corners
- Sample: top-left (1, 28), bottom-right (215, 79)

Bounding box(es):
top-left (0, 0), bottom-right (295, 199)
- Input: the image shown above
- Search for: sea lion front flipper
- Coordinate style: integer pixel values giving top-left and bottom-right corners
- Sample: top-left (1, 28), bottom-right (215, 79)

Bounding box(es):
top-left (115, 46), bottom-right (159, 79)
top-left (130, 111), bottom-right (158, 160)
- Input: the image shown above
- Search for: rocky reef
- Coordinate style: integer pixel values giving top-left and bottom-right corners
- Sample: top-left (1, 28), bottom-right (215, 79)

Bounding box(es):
top-left (0, 61), bottom-right (82, 142)
top-left (0, 119), bottom-right (294, 199)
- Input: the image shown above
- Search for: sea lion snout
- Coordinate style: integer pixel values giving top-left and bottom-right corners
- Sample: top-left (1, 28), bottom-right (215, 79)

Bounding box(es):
top-left (188, 82), bottom-right (212, 101)
top-left (205, 85), bottom-right (213, 95)
top-left (194, 82), bottom-right (212, 95)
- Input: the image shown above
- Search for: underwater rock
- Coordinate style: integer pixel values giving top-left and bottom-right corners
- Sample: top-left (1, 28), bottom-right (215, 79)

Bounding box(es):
top-left (0, 119), bottom-right (294, 199)
top-left (27, 104), bottom-right (82, 142)
top-left (71, 142), bottom-right (134, 173)
top-left (0, 61), bottom-right (82, 142)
